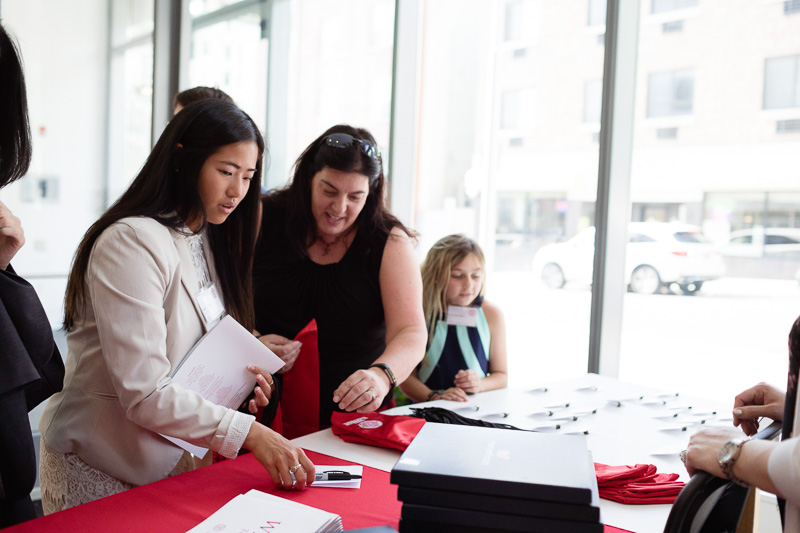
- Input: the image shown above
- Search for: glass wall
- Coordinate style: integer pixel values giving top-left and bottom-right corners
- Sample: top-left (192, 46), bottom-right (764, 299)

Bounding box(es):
top-left (278, 0), bottom-right (395, 187)
top-left (413, 0), bottom-right (605, 387)
top-left (0, 0), bottom-right (111, 326)
top-left (4, 0), bottom-right (798, 406)
top-left (187, 0), bottom-right (267, 132)
top-left (618, 1), bottom-right (800, 402)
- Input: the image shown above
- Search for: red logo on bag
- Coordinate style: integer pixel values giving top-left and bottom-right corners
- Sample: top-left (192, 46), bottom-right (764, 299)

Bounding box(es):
top-left (358, 420), bottom-right (383, 429)
top-left (343, 416), bottom-right (369, 426)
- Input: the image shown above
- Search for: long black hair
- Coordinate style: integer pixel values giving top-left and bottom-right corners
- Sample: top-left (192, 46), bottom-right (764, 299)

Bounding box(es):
top-left (64, 99), bottom-right (264, 330)
top-left (0, 22), bottom-right (32, 188)
top-left (266, 124), bottom-right (415, 257)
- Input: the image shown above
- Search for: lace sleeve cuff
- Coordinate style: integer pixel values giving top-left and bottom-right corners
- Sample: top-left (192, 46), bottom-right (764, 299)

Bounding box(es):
top-left (216, 411), bottom-right (255, 459)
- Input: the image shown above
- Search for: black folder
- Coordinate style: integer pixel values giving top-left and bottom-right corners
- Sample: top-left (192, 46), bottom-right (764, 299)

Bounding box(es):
top-left (390, 424), bottom-right (594, 505)
top-left (400, 503), bottom-right (604, 533)
top-left (397, 485), bottom-right (600, 522)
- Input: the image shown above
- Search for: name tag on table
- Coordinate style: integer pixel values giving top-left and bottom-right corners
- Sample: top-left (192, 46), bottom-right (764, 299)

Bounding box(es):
top-left (196, 283), bottom-right (225, 323)
top-left (446, 305), bottom-right (478, 327)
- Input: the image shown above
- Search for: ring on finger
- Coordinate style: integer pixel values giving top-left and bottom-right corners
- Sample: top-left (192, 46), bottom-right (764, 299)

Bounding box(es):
top-left (366, 389), bottom-right (376, 401)
top-left (679, 449), bottom-right (687, 463)
top-left (290, 464), bottom-right (303, 474)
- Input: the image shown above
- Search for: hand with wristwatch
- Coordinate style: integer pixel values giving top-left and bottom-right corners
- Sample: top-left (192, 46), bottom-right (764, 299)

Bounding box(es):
top-left (680, 382), bottom-right (787, 498)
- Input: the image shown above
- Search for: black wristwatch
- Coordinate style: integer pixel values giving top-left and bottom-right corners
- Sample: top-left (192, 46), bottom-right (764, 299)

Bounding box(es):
top-left (370, 363), bottom-right (396, 388)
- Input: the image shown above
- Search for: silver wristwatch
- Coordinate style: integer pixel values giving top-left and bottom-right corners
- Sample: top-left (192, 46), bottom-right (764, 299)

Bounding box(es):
top-left (718, 437), bottom-right (751, 487)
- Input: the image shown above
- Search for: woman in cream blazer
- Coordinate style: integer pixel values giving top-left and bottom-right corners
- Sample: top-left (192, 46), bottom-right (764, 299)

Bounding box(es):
top-left (39, 100), bottom-right (314, 513)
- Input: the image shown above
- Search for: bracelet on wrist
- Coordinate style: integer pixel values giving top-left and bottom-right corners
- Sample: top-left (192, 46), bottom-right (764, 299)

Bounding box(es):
top-left (370, 363), bottom-right (397, 388)
top-left (427, 390), bottom-right (443, 401)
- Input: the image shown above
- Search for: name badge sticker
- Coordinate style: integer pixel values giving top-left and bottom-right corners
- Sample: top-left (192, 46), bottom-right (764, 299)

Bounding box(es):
top-left (446, 305), bottom-right (478, 327)
top-left (196, 283), bottom-right (225, 323)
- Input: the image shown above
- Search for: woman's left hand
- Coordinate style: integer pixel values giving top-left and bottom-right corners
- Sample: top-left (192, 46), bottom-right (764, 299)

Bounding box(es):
top-left (454, 369), bottom-right (481, 394)
top-left (333, 368), bottom-right (388, 413)
top-left (246, 365), bottom-right (274, 414)
top-left (684, 426), bottom-right (746, 478)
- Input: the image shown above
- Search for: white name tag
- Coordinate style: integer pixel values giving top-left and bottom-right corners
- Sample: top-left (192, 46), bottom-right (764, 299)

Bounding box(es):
top-left (196, 283), bottom-right (225, 323)
top-left (446, 305), bottom-right (478, 327)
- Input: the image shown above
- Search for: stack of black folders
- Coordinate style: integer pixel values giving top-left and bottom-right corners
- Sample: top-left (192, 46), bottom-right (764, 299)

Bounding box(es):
top-left (390, 423), bottom-right (603, 533)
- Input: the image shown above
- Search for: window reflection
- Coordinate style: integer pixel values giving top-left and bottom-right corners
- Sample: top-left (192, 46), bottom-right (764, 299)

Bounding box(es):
top-left (647, 69), bottom-right (695, 117)
top-left (764, 55), bottom-right (800, 110)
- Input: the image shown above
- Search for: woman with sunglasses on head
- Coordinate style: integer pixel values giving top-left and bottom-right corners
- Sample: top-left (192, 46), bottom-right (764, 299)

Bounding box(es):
top-left (38, 100), bottom-right (314, 514)
top-left (253, 125), bottom-right (426, 438)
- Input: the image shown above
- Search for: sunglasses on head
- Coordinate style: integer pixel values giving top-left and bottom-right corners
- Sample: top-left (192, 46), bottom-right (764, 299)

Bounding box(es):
top-left (324, 133), bottom-right (381, 160)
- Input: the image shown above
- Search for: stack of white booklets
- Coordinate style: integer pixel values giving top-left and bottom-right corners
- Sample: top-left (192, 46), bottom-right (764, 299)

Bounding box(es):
top-left (186, 489), bottom-right (343, 532)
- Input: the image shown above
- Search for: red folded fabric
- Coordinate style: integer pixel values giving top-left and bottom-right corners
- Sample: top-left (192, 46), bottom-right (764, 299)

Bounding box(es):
top-left (595, 463), bottom-right (655, 487)
top-left (595, 463), bottom-right (684, 505)
top-left (331, 411), bottom-right (426, 451)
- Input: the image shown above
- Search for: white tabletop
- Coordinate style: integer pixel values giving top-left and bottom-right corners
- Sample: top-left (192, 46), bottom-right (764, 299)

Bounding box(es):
top-left (293, 373), bottom-right (732, 533)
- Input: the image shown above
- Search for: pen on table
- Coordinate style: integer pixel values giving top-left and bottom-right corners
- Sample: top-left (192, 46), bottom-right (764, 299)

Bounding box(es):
top-left (315, 470), bottom-right (362, 482)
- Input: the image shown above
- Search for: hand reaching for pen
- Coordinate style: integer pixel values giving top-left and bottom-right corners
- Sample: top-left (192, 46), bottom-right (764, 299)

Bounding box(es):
top-left (243, 422), bottom-right (316, 490)
top-left (246, 365), bottom-right (274, 414)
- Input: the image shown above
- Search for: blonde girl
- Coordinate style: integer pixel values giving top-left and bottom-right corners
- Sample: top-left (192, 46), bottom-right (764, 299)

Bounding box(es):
top-left (399, 234), bottom-right (507, 402)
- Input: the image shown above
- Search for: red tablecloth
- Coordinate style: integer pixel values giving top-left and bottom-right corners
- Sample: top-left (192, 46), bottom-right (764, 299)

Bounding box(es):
top-left (7, 450), bottom-right (399, 532)
top-left (7, 448), bottom-right (635, 532)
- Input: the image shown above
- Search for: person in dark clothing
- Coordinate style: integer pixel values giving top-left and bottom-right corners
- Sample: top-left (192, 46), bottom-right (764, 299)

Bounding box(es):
top-left (0, 21), bottom-right (65, 527)
top-left (252, 125), bottom-right (426, 440)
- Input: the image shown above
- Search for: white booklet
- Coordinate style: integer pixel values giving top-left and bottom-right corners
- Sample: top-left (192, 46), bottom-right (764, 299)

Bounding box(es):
top-left (186, 489), bottom-right (343, 532)
top-left (163, 315), bottom-right (285, 457)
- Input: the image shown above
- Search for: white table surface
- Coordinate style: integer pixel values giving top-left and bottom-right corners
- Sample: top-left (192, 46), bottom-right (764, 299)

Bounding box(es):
top-left (293, 373), bottom-right (733, 533)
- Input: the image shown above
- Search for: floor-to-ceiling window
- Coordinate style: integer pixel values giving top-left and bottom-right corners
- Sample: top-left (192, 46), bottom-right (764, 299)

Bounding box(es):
top-left (186, 0), bottom-right (267, 131)
top-left (411, 0), bottom-right (606, 387)
top-left (617, 0), bottom-right (800, 402)
top-left (108, 0), bottom-right (155, 205)
top-left (6, 0), bottom-right (798, 426)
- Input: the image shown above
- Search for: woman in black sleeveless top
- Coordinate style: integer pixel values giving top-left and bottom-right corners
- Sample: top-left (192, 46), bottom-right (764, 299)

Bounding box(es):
top-left (253, 125), bottom-right (426, 433)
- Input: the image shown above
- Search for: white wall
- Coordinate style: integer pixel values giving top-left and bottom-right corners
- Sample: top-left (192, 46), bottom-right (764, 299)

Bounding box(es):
top-left (1, 0), bottom-right (109, 325)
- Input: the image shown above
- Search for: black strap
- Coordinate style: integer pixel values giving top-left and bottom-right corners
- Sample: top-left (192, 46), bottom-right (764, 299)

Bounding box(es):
top-left (408, 406), bottom-right (527, 431)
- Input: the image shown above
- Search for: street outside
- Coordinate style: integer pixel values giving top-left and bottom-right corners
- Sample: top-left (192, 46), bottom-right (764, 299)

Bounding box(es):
top-left (30, 269), bottom-right (800, 407)
top-left (490, 272), bottom-right (800, 407)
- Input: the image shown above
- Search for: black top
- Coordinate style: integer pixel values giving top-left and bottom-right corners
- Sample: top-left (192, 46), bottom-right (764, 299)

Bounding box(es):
top-left (0, 265), bottom-right (65, 526)
top-left (253, 197), bottom-right (389, 427)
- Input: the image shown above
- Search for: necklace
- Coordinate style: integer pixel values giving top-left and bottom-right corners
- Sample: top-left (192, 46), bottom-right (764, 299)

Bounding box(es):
top-left (318, 234), bottom-right (342, 256)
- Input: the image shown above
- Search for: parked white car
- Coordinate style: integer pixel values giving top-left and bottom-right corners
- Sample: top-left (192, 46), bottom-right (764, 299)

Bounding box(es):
top-left (532, 222), bottom-right (726, 294)
top-left (723, 227), bottom-right (800, 258)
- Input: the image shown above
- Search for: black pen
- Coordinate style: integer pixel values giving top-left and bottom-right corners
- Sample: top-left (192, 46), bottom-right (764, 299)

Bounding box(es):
top-left (315, 470), bottom-right (362, 482)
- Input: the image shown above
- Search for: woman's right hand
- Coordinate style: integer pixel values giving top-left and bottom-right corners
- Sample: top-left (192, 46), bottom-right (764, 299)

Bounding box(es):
top-left (243, 422), bottom-right (315, 490)
top-left (733, 382), bottom-right (786, 436)
top-left (256, 334), bottom-right (302, 373)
